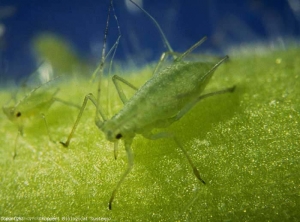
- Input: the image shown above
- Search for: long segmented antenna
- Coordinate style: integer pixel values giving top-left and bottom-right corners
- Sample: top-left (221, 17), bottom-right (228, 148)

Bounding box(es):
top-left (90, 2), bottom-right (121, 83)
top-left (108, 3), bottom-right (121, 76)
top-left (106, 2), bottom-right (122, 117)
top-left (129, 0), bottom-right (174, 55)
top-left (95, 0), bottom-right (113, 121)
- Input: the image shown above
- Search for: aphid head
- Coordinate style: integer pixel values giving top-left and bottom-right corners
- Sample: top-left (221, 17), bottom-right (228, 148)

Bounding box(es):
top-left (100, 120), bottom-right (129, 142)
top-left (2, 106), bottom-right (21, 122)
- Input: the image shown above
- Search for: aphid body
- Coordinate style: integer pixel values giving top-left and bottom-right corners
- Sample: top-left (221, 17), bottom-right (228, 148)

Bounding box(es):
top-left (103, 61), bottom-right (223, 142)
top-left (3, 77), bottom-right (80, 159)
top-left (61, 0), bottom-right (235, 209)
top-left (3, 87), bottom-right (59, 134)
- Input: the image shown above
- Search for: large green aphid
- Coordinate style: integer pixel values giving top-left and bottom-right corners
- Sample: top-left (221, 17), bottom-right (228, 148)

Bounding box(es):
top-left (61, 0), bottom-right (235, 209)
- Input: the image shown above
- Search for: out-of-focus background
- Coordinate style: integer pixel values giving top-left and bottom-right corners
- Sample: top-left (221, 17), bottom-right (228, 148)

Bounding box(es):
top-left (0, 0), bottom-right (299, 82)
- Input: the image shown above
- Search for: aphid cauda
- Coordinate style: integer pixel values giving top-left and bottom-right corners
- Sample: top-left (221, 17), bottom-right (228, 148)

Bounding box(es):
top-left (61, 0), bottom-right (235, 209)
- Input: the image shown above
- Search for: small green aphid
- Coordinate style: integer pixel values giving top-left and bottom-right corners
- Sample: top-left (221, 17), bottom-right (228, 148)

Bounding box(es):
top-left (61, 0), bottom-right (235, 209)
top-left (2, 74), bottom-right (80, 159)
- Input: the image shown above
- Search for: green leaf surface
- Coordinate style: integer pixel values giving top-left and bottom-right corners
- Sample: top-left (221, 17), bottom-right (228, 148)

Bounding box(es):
top-left (0, 48), bottom-right (299, 221)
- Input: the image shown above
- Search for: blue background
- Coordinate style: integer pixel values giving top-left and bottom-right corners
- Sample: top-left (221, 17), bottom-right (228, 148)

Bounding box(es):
top-left (0, 0), bottom-right (299, 81)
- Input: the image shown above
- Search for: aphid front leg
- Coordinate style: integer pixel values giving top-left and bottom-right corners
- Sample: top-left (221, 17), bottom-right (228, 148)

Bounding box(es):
top-left (111, 75), bottom-right (138, 158)
top-left (60, 93), bottom-right (107, 148)
top-left (143, 132), bottom-right (206, 184)
top-left (109, 138), bottom-right (134, 210)
top-left (112, 75), bottom-right (138, 104)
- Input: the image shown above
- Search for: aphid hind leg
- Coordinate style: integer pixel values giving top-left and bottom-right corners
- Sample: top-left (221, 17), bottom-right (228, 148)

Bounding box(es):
top-left (174, 37), bottom-right (207, 62)
top-left (175, 86), bottom-right (236, 122)
top-left (153, 37), bottom-right (208, 76)
top-left (109, 138), bottom-right (134, 210)
top-left (112, 75), bottom-right (139, 104)
top-left (143, 132), bottom-right (206, 184)
top-left (153, 51), bottom-right (176, 76)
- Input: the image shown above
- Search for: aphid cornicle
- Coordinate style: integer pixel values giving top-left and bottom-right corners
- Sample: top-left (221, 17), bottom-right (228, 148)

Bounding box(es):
top-left (61, 0), bottom-right (235, 209)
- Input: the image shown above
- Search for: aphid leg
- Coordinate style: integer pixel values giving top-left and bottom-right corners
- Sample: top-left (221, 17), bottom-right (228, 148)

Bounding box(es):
top-left (60, 93), bottom-right (107, 147)
top-left (12, 131), bottom-right (21, 160)
top-left (50, 88), bottom-right (81, 109)
top-left (153, 37), bottom-right (207, 76)
top-left (143, 132), bottom-right (206, 184)
top-left (111, 74), bottom-right (138, 160)
top-left (153, 51), bottom-right (173, 76)
top-left (61, 0), bottom-right (117, 147)
top-left (173, 136), bottom-right (206, 184)
top-left (175, 86), bottom-right (236, 121)
top-left (159, 51), bottom-right (225, 64)
top-left (114, 141), bottom-right (119, 160)
top-left (129, 1), bottom-right (209, 74)
top-left (129, 0), bottom-right (179, 75)
top-left (53, 97), bottom-right (81, 109)
top-left (109, 138), bottom-right (134, 210)
top-left (112, 75), bottom-right (138, 104)
top-left (174, 37), bottom-right (207, 62)
top-left (18, 125), bottom-right (24, 136)
top-left (129, 0), bottom-right (174, 53)
top-left (40, 113), bottom-right (54, 142)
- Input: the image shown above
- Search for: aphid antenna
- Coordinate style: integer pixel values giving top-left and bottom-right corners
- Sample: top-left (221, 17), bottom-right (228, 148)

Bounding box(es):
top-left (90, 19), bottom-right (121, 83)
top-left (94, 0), bottom-right (111, 124)
top-left (95, 0), bottom-right (121, 122)
top-left (107, 2), bottom-right (121, 77)
top-left (105, 1), bottom-right (121, 117)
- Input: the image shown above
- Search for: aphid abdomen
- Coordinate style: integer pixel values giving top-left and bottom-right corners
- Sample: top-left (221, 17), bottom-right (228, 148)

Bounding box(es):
top-left (110, 61), bottom-right (218, 135)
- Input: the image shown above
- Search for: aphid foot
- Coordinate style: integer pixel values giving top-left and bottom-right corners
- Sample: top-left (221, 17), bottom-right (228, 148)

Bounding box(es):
top-left (229, 85), bottom-right (236, 93)
top-left (109, 195), bottom-right (114, 210)
top-left (193, 167), bottom-right (206, 184)
top-left (60, 141), bottom-right (69, 148)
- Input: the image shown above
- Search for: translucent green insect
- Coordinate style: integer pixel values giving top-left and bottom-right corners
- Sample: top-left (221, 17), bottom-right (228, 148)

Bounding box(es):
top-left (2, 72), bottom-right (80, 159)
top-left (61, 0), bottom-right (235, 209)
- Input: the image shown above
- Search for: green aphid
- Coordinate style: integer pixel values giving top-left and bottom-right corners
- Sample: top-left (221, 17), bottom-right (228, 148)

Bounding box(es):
top-left (3, 78), bottom-right (80, 159)
top-left (61, 0), bottom-right (235, 209)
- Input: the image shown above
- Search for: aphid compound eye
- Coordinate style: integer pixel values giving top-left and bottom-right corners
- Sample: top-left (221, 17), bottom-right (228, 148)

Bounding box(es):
top-left (115, 133), bottom-right (122, 139)
top-left (16, 112), bottom-right (22, 117)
